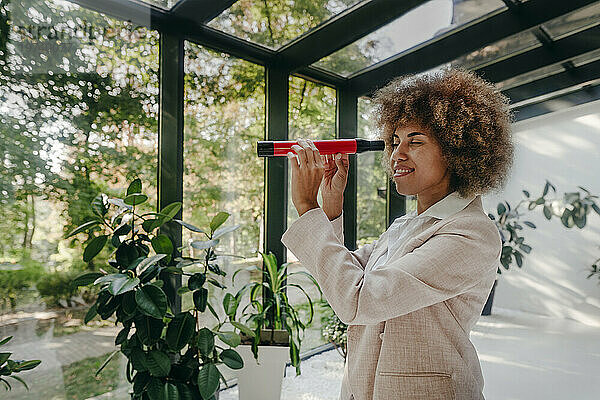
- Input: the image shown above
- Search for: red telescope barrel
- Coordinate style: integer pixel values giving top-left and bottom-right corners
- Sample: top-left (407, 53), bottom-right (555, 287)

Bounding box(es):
top-left (257, 138), bottom-right (384, 157)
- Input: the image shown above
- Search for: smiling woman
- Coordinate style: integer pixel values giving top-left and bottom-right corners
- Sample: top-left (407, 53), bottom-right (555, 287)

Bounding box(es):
top-left (283, 67), bottom-right (514, 400)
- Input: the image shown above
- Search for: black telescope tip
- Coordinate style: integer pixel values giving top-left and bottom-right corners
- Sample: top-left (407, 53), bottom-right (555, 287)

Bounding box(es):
top-left (257, 141), bottom-right (274, 157)
top-left (356, 139), bottom-right (385, 153)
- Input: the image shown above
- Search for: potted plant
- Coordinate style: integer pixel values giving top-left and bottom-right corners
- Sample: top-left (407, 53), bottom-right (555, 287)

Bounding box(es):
top-left (70, 178), bottom-right (255, 399)
top-left (0, 336), bottom-right (41, 392)
top-left (230, 251), bottom-right (321, 400)
top-left (484, 180), bottom-right (599, 315)
top-left (319, 299), bottom-right (347, 360)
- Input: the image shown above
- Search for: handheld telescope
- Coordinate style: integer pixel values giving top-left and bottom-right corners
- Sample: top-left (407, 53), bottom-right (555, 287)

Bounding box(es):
top-left (257, 138), bottom-right (384, 157)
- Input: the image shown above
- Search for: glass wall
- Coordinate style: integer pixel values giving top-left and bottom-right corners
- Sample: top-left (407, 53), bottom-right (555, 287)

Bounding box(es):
top-left (356, 97), bottom-right (387, 245)
top-left (182, 41), bottom-right (265, 379)
top-left (0, 0), bottom-right (158, 398)
top-left (286, 76), bottom-right (336, 351)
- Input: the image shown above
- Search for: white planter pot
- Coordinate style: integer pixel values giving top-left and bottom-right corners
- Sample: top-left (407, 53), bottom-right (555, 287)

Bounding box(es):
top-left (236, 344), bottom-right (290, 400)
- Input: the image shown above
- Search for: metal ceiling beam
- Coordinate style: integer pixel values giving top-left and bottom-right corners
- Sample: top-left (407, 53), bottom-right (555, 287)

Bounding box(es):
top-left (171, 0), bottom-right (238, 24)
top-left (278, 0), bottom-right (428, 70)
top-left (475, 24), bottom-right (600, 83)
top-left (502, 59), bottom-right (600, 104)
top-left (512, 83), bottom-right (600, 122)
top-left (348, 0), bottom-right (598, 96)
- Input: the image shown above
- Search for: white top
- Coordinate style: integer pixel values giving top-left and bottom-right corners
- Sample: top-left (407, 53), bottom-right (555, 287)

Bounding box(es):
top-left (332, 191), bottom-right (477, 269)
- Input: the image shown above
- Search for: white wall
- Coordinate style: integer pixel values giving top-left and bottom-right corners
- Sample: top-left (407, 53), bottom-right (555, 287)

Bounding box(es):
top-left (481, 101), bottom-right (600, 327)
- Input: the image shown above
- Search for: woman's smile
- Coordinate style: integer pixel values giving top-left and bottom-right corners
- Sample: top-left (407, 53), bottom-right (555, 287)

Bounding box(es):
top-left (393, 167), bottom-right (415, 178)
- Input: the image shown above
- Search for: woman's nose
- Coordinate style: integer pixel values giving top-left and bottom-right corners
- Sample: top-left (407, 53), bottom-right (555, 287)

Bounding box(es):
top-left (391, 144), bottom-right (408, 161)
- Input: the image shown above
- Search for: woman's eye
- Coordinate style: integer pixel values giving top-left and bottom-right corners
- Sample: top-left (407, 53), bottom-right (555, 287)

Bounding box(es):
top-left (392, 141), bottom-right (421, 147)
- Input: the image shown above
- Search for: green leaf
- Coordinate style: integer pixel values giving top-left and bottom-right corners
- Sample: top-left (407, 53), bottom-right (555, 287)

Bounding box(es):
top-left (84, 304), bottom-right (98, 324)
top-left (92, 194), bottom-right (109, 217)
top-left (142, 219), bottom-right (163, 233)
top-left (136, 285), bottom-right (167, 319)
top-left (129, 348), bottom-right (148, 372)
top-left (65, 220), bottom-right (100, 238)
top-left (0, 336), bottom-right (13, 346)
top-left (173, 219), bottom-right (204, 233)
top-left (159, 202), bottom-right (182, 222)
top-left (176, 384), bottom-right (193, 400)
top-left (187, 273), bottom-right (205, 290)
top-left (543, 182), bottom-right (549, 196)
top-left (83, 235), bottom-right (108, 262)
top-left (113, 223), bottom-right (132, 237)
top-left (592, 203), bottom-right (600, 216)
top-left (210, 212), bottom-right (230, 232)
top-left (207, 278), bottom-right (226, 289)
top-left (523, 221), bottom-right (536, 229)
top-left (193, 288), bottom-right (208, 312)
top-left (124, 194), bottom-right (148, 206)
top-left (127, 178), bottom-right (142, 196)
top-left (543, 205), bottom-right (552, 220)
top-left (176, 287), bottom-right (191, 295)
top-left (223, 293), bottom-right (238, 319)
top-left (152, 235), bottom-right (174, 257)
top-left (95, 350), bottom-right (119, 376)
top-left (212, 225), bottom-right (241, 240)
top-left (72, 272), bottom-right (104, 288)
top-left (197, 328), bottom-right (214, 357)
top-left (146, 350), bottom-right (171, 377)
top-left (197, 363), bottom-right (220, 400)
top-left (146, 378), bottom-right (163, 400)
top-left (216, 331), bottom-right (241, 347)
top-left (135, 315), bottom-right (164, 346)
top-left (190, 239), bottom-right (219, 250)
top-left (513, 251), bottom-right (523, 268)
top-left (122, 291), bottom-right (137, 315)
top-left (109, 275), bottom-right (140, 296)
top-left (497, 203), bottom-right (506, 216)
top-left (13, 359), bottom-right (41, 372)
top-left (162, 383), bottom-right (179, 400)
top-left (116, 243), bottom-right (139, 268)
top-left (7, 375), bottom-right (28, 390)
top-left (519, 244), bottom-right (532, 254)
top-left (0, 352), bottom-right (11, 365)
top-left (166, 312), bottom-right (196, 351)
top-left (137, 254), bottom-right (167, 274)
top-left (139, 264), bottom-right (161, 283)
top-left (561, 208), bottom-right (574, 228)
top-left (94, 273), bottom-right (127, 286)
top-left (522, 190), bottom-right (530, 198)
top-left (230, 321), bottom-right (255, 338)
top-left (220, 349), bottom-right (243, 369)
top-left (535, 197), bottom-right (545, 205)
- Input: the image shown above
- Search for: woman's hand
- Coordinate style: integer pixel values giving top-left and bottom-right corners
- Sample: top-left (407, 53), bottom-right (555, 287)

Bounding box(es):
top-left (288, 139), bottom-right (325, 217)
top-left (320, 152), bottom-right (349, 220)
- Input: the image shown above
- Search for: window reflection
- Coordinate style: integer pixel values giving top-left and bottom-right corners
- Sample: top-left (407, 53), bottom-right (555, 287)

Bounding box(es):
top-left (0, 1), bottom-right (158, 398)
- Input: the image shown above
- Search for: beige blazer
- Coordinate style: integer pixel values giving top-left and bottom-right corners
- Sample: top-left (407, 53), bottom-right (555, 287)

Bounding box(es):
top-left (281, 195), bottom-right (501, 400)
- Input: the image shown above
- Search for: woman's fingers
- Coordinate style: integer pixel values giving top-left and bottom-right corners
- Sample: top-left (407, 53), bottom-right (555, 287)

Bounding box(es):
top-left (291, 143), bottom-right (308, 167)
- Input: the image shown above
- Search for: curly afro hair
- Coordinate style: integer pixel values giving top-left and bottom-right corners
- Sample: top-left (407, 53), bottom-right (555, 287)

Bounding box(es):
top-left (372, 67), bottom-right (514, 198)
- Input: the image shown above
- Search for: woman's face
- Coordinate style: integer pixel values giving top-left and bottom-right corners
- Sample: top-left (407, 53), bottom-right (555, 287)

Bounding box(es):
top-left (389, 123), bottom-right (451, 200)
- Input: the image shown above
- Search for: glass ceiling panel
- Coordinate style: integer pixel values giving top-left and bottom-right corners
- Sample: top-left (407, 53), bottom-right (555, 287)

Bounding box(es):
top-left (541, 2), bottom-right (600, 40)
top-left (312, 0), bottom-right (506, 77)
top-left (137, 0), bottom-right (180, 10)
top-left (207, 0), bottom-right (364, 50)
top-left (450, 30), bottom-right (540, 71)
